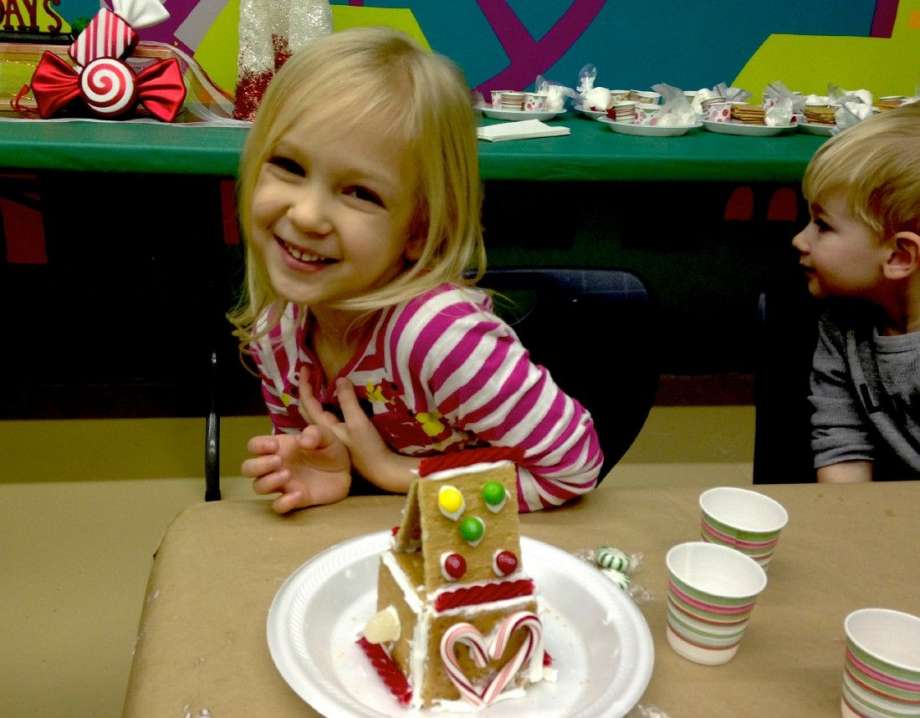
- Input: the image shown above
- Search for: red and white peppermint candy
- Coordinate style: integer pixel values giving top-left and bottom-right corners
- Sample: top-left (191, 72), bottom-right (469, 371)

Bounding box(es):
top-left (439, 611), bottom-right (544, 707)
top-left (80, 58), bottom-right (137, 118)
top-left (69, 8), bottom-right (138, 66)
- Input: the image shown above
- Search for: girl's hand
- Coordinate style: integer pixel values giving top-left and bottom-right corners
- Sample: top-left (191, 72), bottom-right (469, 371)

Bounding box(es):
top-left (297, 367), bottom-right (417, 493)
top-left (241, 420), bottom-right (351, 514)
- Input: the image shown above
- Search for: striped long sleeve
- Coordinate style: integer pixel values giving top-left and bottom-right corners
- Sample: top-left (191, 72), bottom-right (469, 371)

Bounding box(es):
top-left (385, 285), bottom-right (603, 511)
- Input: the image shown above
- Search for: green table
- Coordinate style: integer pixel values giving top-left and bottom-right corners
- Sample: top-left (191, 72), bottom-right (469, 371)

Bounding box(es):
top-left (0, 116), bottom-right (826, 180)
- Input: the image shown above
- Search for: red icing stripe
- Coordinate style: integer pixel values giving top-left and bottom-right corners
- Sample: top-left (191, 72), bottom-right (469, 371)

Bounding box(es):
top-left (419, 447), bottom-right (524, 476)
top-left (356, 637), bottom-right (412, 705)
top-left (435, 579), bottom-right (534, 612)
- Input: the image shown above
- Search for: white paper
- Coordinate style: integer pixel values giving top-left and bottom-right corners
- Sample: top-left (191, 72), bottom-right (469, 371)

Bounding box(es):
top-left (477, 119), bottom-right (570, 142)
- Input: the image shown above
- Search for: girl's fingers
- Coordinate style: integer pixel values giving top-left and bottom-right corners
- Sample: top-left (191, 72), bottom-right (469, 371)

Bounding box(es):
top-left (246, 435), bottom-right (278, 454)
top-left (298, 422), bottom-right (339, 451)
top-left (252, 469), bottom-right (290, 495)
top-left (298, 365), bottom-right (330, 426)
top-left (335, 378), bottom-right (368, 426)
top-left (241, 454), bottom-right (282, 479)
top-left (272, 488), bottom-right (305, 514)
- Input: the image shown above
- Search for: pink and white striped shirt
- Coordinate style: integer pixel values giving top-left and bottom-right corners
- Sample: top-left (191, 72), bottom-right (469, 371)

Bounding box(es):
top-left (249, 283), bottom-right (603, 511)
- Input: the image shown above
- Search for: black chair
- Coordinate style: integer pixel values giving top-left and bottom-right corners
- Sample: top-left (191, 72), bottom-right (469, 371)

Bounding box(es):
top-left (752, 284), bottom-right (820, 483)
top-left (477, 267), bottom-right (659, 479)
top-left (204, 267), bottom-right (660, 496)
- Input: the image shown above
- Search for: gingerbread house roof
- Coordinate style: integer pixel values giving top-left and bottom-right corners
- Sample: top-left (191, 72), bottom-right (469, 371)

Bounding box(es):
top-left (393, 447), bottom-right (525, 592)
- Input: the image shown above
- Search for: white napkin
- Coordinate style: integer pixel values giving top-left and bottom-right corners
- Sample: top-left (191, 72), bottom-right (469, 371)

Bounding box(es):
top-left (477, 120), bottom-right (570, 142)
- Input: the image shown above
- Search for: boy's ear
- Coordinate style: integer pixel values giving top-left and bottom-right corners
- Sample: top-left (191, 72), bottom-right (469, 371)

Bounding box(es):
top-left (883, 231), bottom-right (920, 280)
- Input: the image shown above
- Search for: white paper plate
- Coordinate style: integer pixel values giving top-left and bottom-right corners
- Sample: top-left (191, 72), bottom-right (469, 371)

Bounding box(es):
top-left (267, 532), bottom-right (654, 718)
top-left (599, 117), bottom-right (702, 136)
top-left (702, 120), bottom-right (796, 136)
top-left (476, 105), bottom-right (566, 121)
top-left (798, 121), bottom-right (836, 136)
top-left (574, 104), bottom-right (607, 119)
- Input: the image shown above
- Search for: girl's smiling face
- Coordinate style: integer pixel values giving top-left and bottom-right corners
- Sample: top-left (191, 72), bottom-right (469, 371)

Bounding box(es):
top-left (251, 116), bottom-right (422, 311)
top-left (792, 193), bottom-right (886, 300)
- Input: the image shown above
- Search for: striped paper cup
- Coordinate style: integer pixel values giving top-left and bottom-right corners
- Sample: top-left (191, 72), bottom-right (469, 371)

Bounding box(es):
top-left (665, 542), bottom-right (767, 665)
top-left (699, 487), bottom-right (789, 567)
top-left (841, 608), bottom-right (920, 718)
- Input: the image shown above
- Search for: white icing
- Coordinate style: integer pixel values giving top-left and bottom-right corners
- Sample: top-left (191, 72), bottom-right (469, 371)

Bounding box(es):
top-left (431, 688), bottom-right (527, 713)
top-left (423, 460), bottom-right (511, 482)
top-left (408, 611), bottom-right (430, 710)
top-left (526, 639), bottom-right (544, 683)
top-left (483, 491), bottom-right (507, 513)
top-left (381, 552), bottom-right (423, 614)
top-left (485, 500), bottom-right (506, 513)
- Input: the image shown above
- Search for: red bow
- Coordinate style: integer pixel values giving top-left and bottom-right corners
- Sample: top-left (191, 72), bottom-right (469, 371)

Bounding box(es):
top-left (30, 51), bottom-right (187, 122)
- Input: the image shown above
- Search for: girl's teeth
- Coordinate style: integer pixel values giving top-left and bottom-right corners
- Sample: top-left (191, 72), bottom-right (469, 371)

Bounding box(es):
top-left (286, 243), bottom-right (325, 262)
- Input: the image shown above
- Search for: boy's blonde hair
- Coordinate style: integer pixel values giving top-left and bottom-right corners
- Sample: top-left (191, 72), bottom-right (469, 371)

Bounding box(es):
top-left (802, 102), bottom-right (920, 239)
top-left (230, 27), bottom-right (485, 343)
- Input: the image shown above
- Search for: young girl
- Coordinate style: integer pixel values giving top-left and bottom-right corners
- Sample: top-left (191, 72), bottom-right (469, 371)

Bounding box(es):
top-left (231, 27), bottom-right (603, 513)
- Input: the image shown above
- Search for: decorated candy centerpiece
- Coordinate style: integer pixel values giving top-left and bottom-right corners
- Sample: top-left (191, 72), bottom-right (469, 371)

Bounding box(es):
top-left (29, 0), bottom-right (186, 122)
top-left (357, 447), bottom-right (552, 710)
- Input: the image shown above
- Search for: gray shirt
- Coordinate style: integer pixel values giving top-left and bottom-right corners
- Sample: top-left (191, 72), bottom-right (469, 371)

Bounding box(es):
top-left (810, 305), bottom-right (920, 478)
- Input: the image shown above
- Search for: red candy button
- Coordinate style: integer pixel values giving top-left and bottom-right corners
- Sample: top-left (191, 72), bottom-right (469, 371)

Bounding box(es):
top-left (443, 552), bottom-right (467, 581)
top-left (494, 549), bottom-right (518, 576)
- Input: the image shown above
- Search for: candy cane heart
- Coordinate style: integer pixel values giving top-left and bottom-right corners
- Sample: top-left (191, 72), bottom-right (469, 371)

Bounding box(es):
top-left (439, 611), bottom-right (544, 707)
top-left (440, 623), bottom-right (490, 706)
top-left (482, 611), bottom-right (544, 705)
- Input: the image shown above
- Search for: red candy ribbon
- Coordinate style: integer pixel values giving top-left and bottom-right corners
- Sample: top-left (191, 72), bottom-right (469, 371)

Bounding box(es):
top-left (30, 51), bottom-right (186, 122)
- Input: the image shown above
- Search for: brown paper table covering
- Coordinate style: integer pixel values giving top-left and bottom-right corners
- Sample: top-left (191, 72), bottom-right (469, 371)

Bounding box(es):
top-left (123, 481), bottom-right (920, 717)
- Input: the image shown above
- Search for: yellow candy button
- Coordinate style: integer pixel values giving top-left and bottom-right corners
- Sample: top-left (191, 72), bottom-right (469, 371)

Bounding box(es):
top-left (438, 485), bottom-right (465, 519)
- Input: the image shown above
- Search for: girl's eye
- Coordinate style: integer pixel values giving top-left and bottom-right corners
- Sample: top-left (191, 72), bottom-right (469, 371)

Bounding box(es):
top-left (267, 156), bottom-right (305, 177)
top-left (345, 186), bottom-right (384, 207)
top-left (814, 218), bottom-right (832, 232)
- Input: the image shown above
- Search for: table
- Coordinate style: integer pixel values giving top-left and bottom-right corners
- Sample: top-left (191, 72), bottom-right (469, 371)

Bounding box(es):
top-left (123, 481), bottom-right (920, 717)
top-left (0, 116), bottom-right (824, 180)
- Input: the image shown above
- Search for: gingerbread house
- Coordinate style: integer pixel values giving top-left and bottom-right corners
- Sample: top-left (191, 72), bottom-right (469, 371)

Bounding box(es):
top-left (357, 447), bottom-right (549, 709)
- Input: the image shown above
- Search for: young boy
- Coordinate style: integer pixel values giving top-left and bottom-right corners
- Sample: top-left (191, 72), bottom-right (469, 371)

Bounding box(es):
top-left (792, 102), bottom-right (920, 483)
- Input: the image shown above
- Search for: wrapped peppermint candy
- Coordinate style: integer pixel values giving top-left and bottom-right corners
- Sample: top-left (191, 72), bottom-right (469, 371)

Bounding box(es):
top-left (29, 0), bottom-right (186, 122)
top-left (595, 545), bottom-right (632, 573)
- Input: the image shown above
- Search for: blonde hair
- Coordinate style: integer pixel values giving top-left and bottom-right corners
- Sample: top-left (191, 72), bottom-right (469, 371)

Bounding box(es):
top-left (230, 27), bottom-right (485, 344)
top-left (802, 101), bottom-right (920, 239)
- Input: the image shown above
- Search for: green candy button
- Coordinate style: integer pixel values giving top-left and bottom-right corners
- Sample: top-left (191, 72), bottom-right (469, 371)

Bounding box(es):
top-left (482, 481), bottom-right (506, 506)
top-left (459, 516), bottom-right (484, 543)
